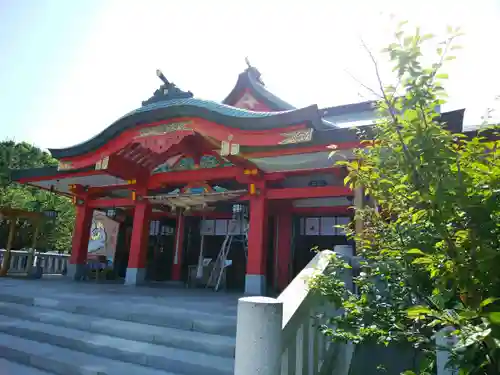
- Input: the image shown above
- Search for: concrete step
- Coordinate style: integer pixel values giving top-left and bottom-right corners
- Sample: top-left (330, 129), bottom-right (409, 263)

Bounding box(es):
top-left (0, 292), bottom-right (237, 336)
top-left (0, 332), bottom-right (180, 375)
top-left (0, 301), bottom-right (235, 358)
top-left (0, 316), bottom-right (234, 375)
top-left (0, 358), bottom-right (56, 375)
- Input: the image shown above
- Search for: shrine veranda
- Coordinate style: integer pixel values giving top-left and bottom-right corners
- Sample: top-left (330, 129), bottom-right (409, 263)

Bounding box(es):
top-left (11, 66), bottom-right (468, 294)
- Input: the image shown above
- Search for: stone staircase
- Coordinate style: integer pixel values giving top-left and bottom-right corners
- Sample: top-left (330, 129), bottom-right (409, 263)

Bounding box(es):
top-left (0, 279), bottom-right (238, 375)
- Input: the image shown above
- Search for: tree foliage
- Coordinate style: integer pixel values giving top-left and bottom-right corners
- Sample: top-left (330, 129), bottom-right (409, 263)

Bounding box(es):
top-left (0, 140), bottom-right (75, 252)
top-left (310, 23), bottom-right (500, 374)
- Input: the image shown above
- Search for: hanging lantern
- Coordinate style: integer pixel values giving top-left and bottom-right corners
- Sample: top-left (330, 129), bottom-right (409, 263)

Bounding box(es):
top-left (160, 225), bottom-right (173, 236)
top-left (105, 208), bottom-right (117, 219)
top-left (149, 220), bottom-right (160, 236)
top-left (232, 204), bottom-right (248, 220)
top-left (43, 210), bottom-right (58, 219)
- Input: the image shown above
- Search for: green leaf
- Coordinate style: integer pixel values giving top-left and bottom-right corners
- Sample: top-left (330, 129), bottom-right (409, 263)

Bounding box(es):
top-left (436, 73), bottom-right (449, 79)
top-left (412, 257), bottom-right (433, 265)
top-left (459, 310), bottom-right (478, 319)
top-left (344, 175), bottom-right (351, 186)
top-left (489, 312), bottom-right (500, 324)
top-left (407, 306), bottom-right (432, 318)
top-left (480, 297), bottom-right (499, 308)
top-left (445, 56), bottom-right (456, 61)
top-left (407, 248), bottom-right (426, 256)
top-left (397, 20), bottom-right (408, 28)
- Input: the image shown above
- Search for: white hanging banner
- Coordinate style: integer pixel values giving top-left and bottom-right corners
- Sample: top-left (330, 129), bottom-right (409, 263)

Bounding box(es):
top-left (336, 217), bottom-right (350, 235)
top-left (227, 219), bottom-right (242, 235)
top-left (320, 217), bottom-right (336, 236)
top-left (200, 219), bottom-right (215, 235)
top-left (215, 219), bottom-right (228, 236)
top-left (305, 217), bottom-right (320, 236)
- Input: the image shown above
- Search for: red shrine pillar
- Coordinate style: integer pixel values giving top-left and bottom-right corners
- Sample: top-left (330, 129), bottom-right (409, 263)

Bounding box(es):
top-left (246, 194), bottom-right (268, 295)
top-left (125, 199), bottom-right (152, 285)
top-left (171, 210), bottom-right (185, 281)
top-left (275, 206), bottom-right (292, 291)
top-left (68, 202), bottom-right (93, 280)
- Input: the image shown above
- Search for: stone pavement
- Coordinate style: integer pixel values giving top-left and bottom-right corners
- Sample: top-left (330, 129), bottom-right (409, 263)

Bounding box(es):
top-left (0, 277), bottom-right (241, 375)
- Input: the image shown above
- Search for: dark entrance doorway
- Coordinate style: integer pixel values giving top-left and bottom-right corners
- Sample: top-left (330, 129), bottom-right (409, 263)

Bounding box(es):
top-left (183, 216), bottom-right (249, 291)
top-left (291, 215), bottom-right (352, 278)
top-left (146, 218), bottom-right (176, 281)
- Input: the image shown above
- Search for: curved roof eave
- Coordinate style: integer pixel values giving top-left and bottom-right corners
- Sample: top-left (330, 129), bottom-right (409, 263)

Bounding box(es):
top-left (49, 98), bottom-right (324, 159)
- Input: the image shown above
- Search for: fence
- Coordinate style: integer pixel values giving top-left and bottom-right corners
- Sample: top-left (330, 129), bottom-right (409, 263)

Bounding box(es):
top-left (0, 249), bottom-right (69, 275)
top-left (234, 247), bottom-right (355, 375)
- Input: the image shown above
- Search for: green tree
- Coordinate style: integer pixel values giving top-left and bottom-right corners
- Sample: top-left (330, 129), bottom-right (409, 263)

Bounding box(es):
top-left (0, 140), bottom-right (75, 252)
top-left (310, 24), bottom-right (500, 374)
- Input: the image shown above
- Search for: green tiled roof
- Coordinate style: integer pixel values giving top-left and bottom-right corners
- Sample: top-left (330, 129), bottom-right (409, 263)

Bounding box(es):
top-left (123, 98), bottom-right (297, 120)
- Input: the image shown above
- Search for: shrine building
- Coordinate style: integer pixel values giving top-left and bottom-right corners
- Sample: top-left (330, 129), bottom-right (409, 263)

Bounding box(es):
top-left (11, 64), bottom-right (465, 295)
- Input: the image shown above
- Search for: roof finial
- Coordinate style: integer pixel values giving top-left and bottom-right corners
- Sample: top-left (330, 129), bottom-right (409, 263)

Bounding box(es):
top-left (156, 69), bottom-right (171, 86)
top-left (142, 69), bottom-right (193, 106)
top-left (244, 57), bottom-right (264, 86)
top-left (245, 56), bottom-right (252, 69)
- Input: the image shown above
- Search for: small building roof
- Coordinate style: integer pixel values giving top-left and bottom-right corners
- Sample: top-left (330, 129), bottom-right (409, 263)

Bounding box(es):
top-left (0, 207), bottom-right (46, 221)
top-left (223, 65), bottom-right (296, 111)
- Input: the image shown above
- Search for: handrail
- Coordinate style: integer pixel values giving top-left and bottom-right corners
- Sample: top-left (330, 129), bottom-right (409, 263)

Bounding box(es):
top-left (0, 249), bottom-right (69, 275)
top-left (234, 247), bottom-right (355, 375)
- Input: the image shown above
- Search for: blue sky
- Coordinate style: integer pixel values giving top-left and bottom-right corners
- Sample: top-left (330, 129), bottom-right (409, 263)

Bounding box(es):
top-left (1, 0), bottom-right (499, 150)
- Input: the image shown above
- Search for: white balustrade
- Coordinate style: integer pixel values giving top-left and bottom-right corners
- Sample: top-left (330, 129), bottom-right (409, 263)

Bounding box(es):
top-left (436, 327), bottom-right (458, 375)
top-left (234, 248), bottom-right (355, 375)
top-left (0, 249), bottom-right (69, 275)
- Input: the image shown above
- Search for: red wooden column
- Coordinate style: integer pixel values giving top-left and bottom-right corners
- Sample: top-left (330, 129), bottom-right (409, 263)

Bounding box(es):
top-left (68, 202), bottom-right (93, 280)
top-left (275, 205), bottom-right (292, 292)
top-left (125, 199), bottom-right (152, 285)
top-left (246, 194), bottom-right (268, 295)
top-left (171, 209), bottom-right (185, 281)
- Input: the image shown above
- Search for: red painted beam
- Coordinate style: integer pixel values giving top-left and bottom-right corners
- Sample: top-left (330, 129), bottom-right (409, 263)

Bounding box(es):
top-left (291, 206), bottom-right (352, 215)
top-left (242, 142), bottom-right (362, 158)
top-left (88, 198), bottom-right (135, 208)
top-left (150, 211), bottom-right (233, 219)
top-left (263, 166), bottom-right (346, 181)
top-left (266, 186), bottom-right (352, 200)
top-left (148, 166), bottom-right (241, 188)
top-left (88, 184), bottom-right (136, 196)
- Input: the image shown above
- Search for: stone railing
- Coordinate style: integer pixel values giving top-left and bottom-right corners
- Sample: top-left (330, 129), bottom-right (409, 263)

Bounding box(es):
top-left (0, 249), bottom-right (69, 275)
top-left (234, 248), bottom-right (355, 375)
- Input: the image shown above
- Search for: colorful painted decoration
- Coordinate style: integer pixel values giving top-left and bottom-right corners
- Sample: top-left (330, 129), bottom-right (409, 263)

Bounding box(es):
top-left (279, 128), bottom-right (314, 145)
top-left (181, 182), bottom-right (213, 194)
top-left (152, 155), bottom-right (232, 174)
top-left (234, 92), bottom-right (260, 110)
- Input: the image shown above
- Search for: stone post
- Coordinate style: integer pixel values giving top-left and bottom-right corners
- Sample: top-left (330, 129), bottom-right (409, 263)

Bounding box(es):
top-left (234, 296), bottom-right (283, 375)
top-left (436, 327), bottom-right (458, 375)
top-left (334, 245), bottom-right (355, 292)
